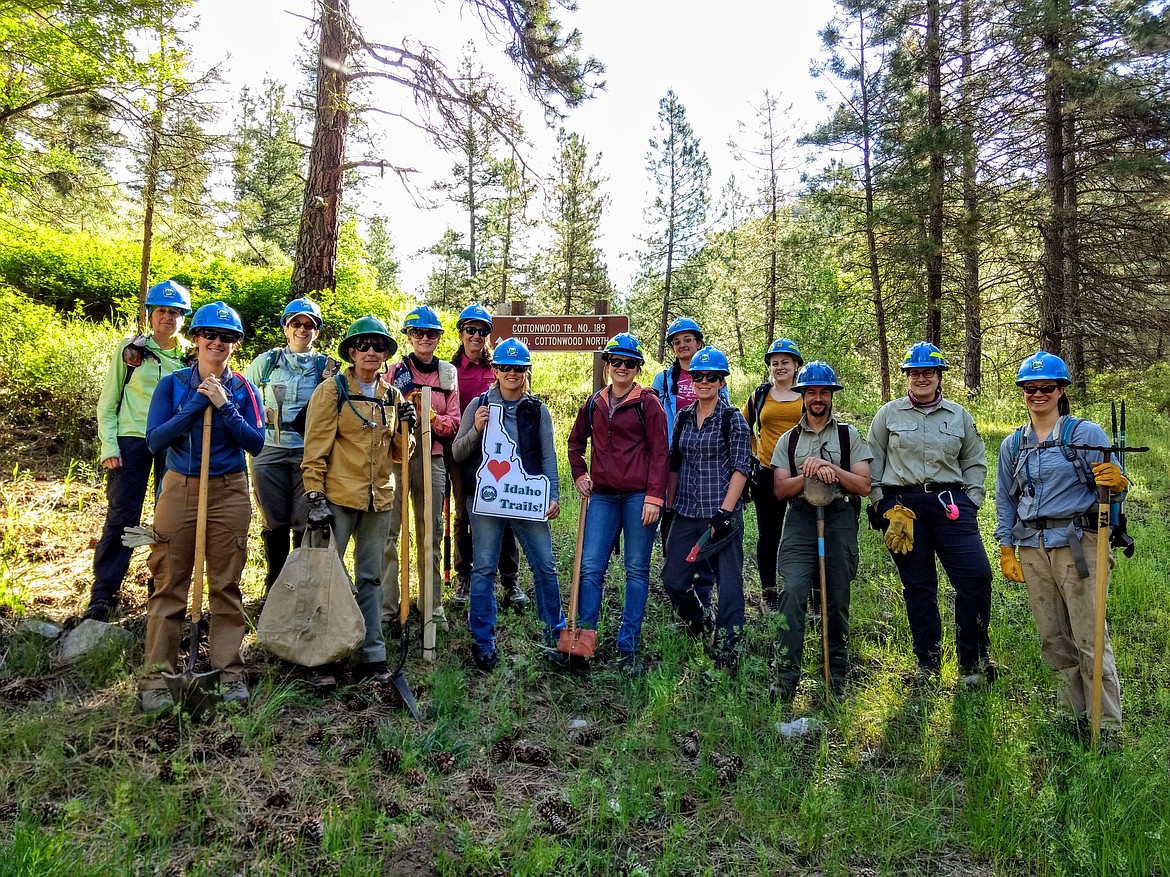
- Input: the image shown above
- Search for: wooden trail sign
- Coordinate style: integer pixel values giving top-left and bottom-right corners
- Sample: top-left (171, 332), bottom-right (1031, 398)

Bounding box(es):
top-left (489, 315), bottom-right (629, 352)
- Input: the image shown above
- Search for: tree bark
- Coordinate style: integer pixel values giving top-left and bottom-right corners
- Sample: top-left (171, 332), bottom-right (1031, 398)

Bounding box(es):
top-left (293, 0), bottom-right (350, 297)
top-left (959, 0), bottom-right (982, 392)
top-left (924, 0), bottom-right (944, 346)
top-left (138, 113), bottom-right (161, 334)
top-left (1040, 4), bottom-right (1066, 355)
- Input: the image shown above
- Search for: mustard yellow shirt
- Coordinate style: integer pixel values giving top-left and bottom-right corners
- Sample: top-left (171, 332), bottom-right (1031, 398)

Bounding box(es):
top-left (743, 392), bottom-right (803, 468)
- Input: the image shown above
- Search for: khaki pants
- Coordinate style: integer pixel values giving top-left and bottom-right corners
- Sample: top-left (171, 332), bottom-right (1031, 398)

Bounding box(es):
top-left (382, 452), bottom-right (446, 620)
top-left (1020, 532), bottom-right (1122, 728)
top-left (142, 471), bottom-right (251, 689)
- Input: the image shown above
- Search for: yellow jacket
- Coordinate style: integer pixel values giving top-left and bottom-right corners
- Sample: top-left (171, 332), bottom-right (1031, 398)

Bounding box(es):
top-left (301, 369), bottom-right (413, 512)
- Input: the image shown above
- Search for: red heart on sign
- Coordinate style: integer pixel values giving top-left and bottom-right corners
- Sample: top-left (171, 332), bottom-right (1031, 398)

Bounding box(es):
top-left (487, 459), bottom-right (511, 481)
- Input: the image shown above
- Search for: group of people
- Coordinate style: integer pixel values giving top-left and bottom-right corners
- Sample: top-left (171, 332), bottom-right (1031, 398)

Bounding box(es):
top-left (90, 288), bottom-right (1130, 737)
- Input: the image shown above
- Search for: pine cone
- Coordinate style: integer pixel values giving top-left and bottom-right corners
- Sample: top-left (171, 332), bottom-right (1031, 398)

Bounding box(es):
top-left (264, 788), bottom-right (291, 809)
top-left (213, 732), bottom-right (242, 758)
top-left (468, 771), bottom-right (496, 793)
top-left (155, 720), bottom-right (180, 753)
top-left (537, 796), bottom-right (572, 819)
top-left (404, 767), bottom-right (427, 787)
top-left (340, 745), bottom-right (363, 766)
top-left (513, 742), bottom-right (551, 766)
top-left (570, 726), bottom-right (603, 746)
top-left (306, 727), bottom-right (326, 748)
top-left (246, 815), bottom-right (274, 847)
top-left (678, 793), bottom-right (699, 815)
top-left (716, 765), bottom-right (739, 786)
top-left (543, 812), bottom-right (569, 834)
top-left (158, 760), bottom-right (175, 785)
top-left (489, 738), bottom-right (513, 763)
top-left (350, 714), bottom-right (378, 739)
top-left (383, 800), bottom-right (404, 818)
top-left (380, 746), bottom-right (403, 772)
top-left (297, 817), bottom-right (324, 846)
top-left (0, 801), bottom-right (18, 820)
top-left (429, 752), bottom-right (456, 774)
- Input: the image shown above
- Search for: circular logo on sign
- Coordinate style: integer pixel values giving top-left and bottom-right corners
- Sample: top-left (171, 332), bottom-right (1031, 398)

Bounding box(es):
top-left (479, 486), bottom-right (497, 502)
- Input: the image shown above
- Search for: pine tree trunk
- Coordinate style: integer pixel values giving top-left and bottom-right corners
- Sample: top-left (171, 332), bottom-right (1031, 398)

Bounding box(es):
top-left (1040, 11), bottom-right (1065, 355)
top-left (293, 0), bottom-right (350, 297)
top-left (925, 0), bottom-right (944, 345)
top-left (959, 0), bottom-right (982, 392)
top-left (138, 113), bottom-right (161, 334)
top-left (1064, 110), bottom-right (1085, 389)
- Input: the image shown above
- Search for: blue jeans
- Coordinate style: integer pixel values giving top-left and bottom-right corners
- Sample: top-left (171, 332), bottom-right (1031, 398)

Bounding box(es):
top-left (93, 436), bottom-right (164, 603)
top-left (577, 491), bottom-right (657, 653)
top-left (329, 504), bottom-right (390, 664)
top-left (468, 505), bottom-right (565, 655)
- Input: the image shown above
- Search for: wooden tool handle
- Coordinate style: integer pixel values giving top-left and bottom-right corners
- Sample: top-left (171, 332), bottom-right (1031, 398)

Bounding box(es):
top-left (399, 408), bottom-right (411, 626)
top-left (191, 406), bottom-right (213, 623)
top-left (568, 496), bottom-right (589, 629)
top-left (420, 387), bottom-right (435, 662)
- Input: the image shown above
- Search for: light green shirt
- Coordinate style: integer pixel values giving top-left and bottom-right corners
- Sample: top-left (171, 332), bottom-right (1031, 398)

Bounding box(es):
top-left (96, 335), bottom-right (189, 461)
top-left (867, 396), bottom-right (986, 506)
top-left (771, 414), bottom-right (873, 502)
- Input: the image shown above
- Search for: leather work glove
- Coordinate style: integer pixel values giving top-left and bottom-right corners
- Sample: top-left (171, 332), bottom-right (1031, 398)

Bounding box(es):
top-left (397, 400), bottom-right (417, 432)
top-left (707, 508), bottom-right (735, 543)
top-left (121, 526), bottom-right (157, 548)
top-left (306, 491), bottom-right (334, 531)
top-left (883, 504), bottom-right (916, 554)
top-left (1092, 461), bottom-right (1128, 492)
top-left (1000, 546), bottom-right (1025, 583)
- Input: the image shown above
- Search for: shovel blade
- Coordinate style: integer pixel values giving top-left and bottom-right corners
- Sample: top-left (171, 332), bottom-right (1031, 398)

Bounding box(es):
top-left (162, 668), bottom-right (221, 722)
top-left (390, 672), bottom-right (420, 719)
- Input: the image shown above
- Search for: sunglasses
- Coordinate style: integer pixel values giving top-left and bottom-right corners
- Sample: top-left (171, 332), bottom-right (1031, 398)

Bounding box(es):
top-left (606, 357), bottom-right (641, 370)
top-left (691, 373), bottom-right (723, 384)
top-left (352, 339), bottom-right (390, 353)
top-left (286, 318), bottom-right (317, 330)
top-left (408, 328), bottom-right (442, 340)
top-left (1022, 384), bottom-right (1059, 396)
top-left (494, 364), bottom-right (529, 374)
top-left (194, 328), bottom-right (241, 344)
top-left (669, 335), bottom-right (698, 347)
top-left (462, 326), bottom-right (490, 337)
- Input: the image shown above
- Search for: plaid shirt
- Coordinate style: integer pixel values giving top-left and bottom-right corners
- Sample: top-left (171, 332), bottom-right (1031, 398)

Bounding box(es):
top-left (670, 400), bottom-right (752, 518)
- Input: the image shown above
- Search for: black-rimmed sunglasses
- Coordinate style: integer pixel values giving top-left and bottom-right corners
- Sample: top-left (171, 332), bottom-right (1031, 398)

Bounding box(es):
top-left (494, 364), bottom-right (529, 374)
top-left (462, 326), bottom-right (490, 337)
top-left (194, 328), bottom-right (241, 344)
top-left (408, 328), bottom-right (442, 340)
top-left (606, 357), bottom-right (641, 370)
top-left (1022, 384), bottom-right (1059, 396)
top-left (691, 372), bottom-right (723, 384)
top-left (352, 339), bottom-right (390, 353)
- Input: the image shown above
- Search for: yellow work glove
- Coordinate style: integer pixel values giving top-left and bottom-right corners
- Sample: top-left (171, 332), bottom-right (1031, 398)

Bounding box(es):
top-left (1000, 546), bottom-right (1025, 583)
top-left (1092, 461), bottom-right (1127, 492)
top-left (883, 504), bottom-right (916, 554)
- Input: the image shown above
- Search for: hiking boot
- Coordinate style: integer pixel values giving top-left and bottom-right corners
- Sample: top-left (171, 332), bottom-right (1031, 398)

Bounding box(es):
top-left (1096, 726), bottom-right (1122, 754)
top-left (567, 654), bottom-right (591, 678)
top-left (452, 576), bottom-right (470, 606)
top-left (221, 680), bottom-right (249, 705)
top-left (769, 679), bottom-right (797, 705)
top-left (82, 600), bottom-right (114, 623)
top-left (829, 677), bottom-right (847, 702)
top-left (502, 582), bottom-right (529, 610)
top-left (543, 648), bottom-right (571, 672)
top-left (303, 668), bottom-right (338, 692)
top-left (959, 660), bottom-right (1005, 690)
top-left (762, 589), bottom-right (782, 614)
top-left (139, 688), bottom-right (174, 714)
top-left (912, 664), bottom-right (942, 687)
top-left (472, 649), bottom-right (500, 674)
top-left (354, 661), bottom-right (393, 685)
top-left (617, 651), bottom-right (646, 678)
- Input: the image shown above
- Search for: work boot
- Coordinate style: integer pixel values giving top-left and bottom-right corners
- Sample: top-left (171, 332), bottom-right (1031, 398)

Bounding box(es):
top-left (451, 576), bottom-right (470, 606)
top-left (472, 648), bottom-right (499, 674)
top-left (82, 599), bottom-right (115, 623)
top-left (829, 677), bottom-right (847, 702)
top-left (617, 651), bottom-right (645, 678)
top-left (567, 654), bottom-right (591, 677)
top-left (354, 661), bottom-right (393, 685)
top-left (221, 680), bottom-right (249, 705)
top-left (959, 660), bottom-right (1005, 690)
top-left (139, 688), bottom-right (174, 714)
top-left (543, 648), bottom-right (571, 672)
top-left (502, 581), bottom-right (529, 610)
top-left (769, 679), bottom-right (797, 705)
top-left (762, 589), bottom-right (782, 614)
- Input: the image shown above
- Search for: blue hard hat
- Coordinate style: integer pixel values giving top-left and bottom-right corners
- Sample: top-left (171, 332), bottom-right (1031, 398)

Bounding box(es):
top-left (403, 305), bottom-right (443, 333)
top-left (456, 304), bottom-right (493, 329)
top-left (190, 301), bottom-right (244, 337)
top-left (666, 317), bottom-right (703, 343)
top-left (689, 346), bottom-right (730, 376)
top-left (492, 337), bottom-right (531, 367)
top-left (602, 332), bottom-right (645, 362)
top-left (792, 361), bottom-right (844, 392)
top-left (902, 341), bottom-right (948, 371)
top-left (281, 297), bottom-right (323, 329)
top-left (1016, 351), bottom-right (1070, 386)
top-left (764, 338), bottom-right (803, 367)
top-left (145, 280), bottom-right (191, 314)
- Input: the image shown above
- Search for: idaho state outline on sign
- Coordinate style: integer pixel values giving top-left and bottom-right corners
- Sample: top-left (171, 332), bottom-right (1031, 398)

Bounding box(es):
top-left (473, 404), bottom-right (550, 521)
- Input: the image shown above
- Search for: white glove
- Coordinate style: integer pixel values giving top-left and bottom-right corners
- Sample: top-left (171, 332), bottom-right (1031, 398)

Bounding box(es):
top-left (121, 526), bottom-right (157, 548)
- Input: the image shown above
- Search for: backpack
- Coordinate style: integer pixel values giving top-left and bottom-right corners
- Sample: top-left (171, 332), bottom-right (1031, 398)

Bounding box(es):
top-left (1008, 416), bottom-right (1092, 491)
top-left (258, 348), bottom-right (331, 388)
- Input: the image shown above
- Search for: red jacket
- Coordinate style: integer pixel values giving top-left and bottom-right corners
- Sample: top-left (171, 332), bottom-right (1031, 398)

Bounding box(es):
top-left (567, 384), bottom-right (669, 506)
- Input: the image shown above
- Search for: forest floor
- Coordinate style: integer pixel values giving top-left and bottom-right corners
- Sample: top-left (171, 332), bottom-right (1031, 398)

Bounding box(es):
top-left (1, 405), bottom-right (1169, 877)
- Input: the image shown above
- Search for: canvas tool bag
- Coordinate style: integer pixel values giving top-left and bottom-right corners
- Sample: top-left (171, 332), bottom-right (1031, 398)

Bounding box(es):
top-left (257, 528), bottom-right (364, 667)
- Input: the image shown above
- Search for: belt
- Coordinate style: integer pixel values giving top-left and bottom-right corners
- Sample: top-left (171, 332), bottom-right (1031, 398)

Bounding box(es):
top-left (881, 482), bottom-right (964, 494)
top-left (1025, 513), bottom-right (1096, 578)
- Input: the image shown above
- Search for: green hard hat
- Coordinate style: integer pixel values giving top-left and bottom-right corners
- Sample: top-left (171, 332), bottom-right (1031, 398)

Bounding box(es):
top-left (339, 314), bottom-right (396, 362)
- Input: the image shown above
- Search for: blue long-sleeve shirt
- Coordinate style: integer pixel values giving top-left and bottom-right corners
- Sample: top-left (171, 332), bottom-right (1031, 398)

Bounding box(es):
top-left (147, 366), bottom-right (266, 476)
top-left (994, 415), bottom-right (1115, 548)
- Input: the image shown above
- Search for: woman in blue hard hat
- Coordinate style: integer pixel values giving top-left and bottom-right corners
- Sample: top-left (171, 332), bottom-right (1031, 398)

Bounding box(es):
top-left (139, 302), bottom-right (265, 712)
top-left (383, 305), bottom-right (461, 632)
top-left (995, 351), bottom-right (1127, 737)
top-left (242, 297), bottom-right (329, 594)
top-left (301, 315), bottom-right (415, 688)
top-left (741, 338), bottom-right (804, 614)
top-left (448, 304), bottom-right (526, 611)
top-left (451, 337), bottom-right (567, 673)
top-left (568, 332), bottom-right (669, 675)
top-left (868, 342), bottom-right (998, 686)
top-left (661, 346), bottom-right (752, 677)
top-left (86, 279), bottom-right (192, 622)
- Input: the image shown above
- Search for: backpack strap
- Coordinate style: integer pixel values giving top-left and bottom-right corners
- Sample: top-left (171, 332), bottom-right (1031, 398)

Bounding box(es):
top-left (669, 404), bottom-right (694, 471)
top-left (746, 382), bottom-right (770, 435)
top-left (259, 348), bottom-right (281, 386)
top-left (838, 423), bottom-right (851, 471)
top-left (787, 427), bottom-right (800, 476)
top-left (232, 371), bottom-right (265, 429)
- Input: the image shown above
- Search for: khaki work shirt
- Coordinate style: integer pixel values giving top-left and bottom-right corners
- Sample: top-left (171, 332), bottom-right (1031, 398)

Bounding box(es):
top-left (772, 414), bottom-right (873, 502)
top-left (867, 397), bottom-right (986, 505)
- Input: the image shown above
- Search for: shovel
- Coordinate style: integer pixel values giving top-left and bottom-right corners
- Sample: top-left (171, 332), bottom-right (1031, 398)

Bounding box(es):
top-left (803, 478), bottom-right (836, 700)
top-left (557, 495), bottom-right (596, 657)
top-left (389, 413), bottom-right (420, 719)
top-left (163, 406), bottom-right (220, 722)
top-left (271, 383), bottom-right (287, 446)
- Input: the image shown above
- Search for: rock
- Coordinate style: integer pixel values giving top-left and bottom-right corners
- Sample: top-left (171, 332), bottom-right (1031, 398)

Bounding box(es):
top-left (776, 717), bottom-right (824, 739)
top-left (55, 619), bottom-right (133, 664)
top-left (15, 620), bottom-right (62, 641)
top-left (567, 717), bottom-right (591, 732)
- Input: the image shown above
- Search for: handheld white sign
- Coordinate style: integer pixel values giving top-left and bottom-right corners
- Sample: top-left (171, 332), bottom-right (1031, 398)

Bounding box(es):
top-left (473, 403), bottom-right (550, 521)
